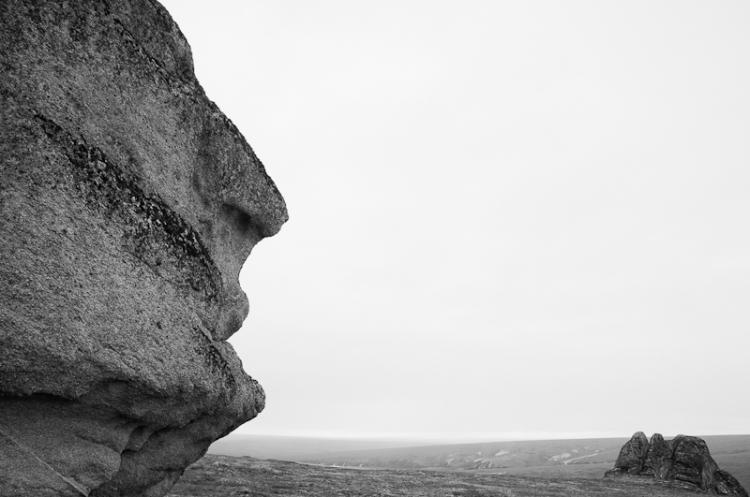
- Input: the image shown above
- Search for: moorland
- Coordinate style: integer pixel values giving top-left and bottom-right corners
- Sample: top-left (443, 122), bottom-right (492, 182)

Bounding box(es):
top-left (168, 455), bottom-right (724, 496)
top-left (168, 434), bottom-right (750, 496)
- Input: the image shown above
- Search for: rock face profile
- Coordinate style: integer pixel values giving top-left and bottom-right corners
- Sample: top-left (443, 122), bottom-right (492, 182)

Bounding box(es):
top-left (0, 1), bottom-right (287, 496)
top-left (606, 432), bottom-right (748, 496)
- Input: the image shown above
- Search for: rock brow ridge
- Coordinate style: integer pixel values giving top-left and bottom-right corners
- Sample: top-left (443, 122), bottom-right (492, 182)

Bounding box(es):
top-left (0, 0), bottom-right (287, 496)
top-left (605, 431), bottom-right (748, 496)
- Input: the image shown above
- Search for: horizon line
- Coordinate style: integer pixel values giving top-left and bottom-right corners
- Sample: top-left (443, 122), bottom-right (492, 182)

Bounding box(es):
top-left (224, 430), bottom-right (750, 443)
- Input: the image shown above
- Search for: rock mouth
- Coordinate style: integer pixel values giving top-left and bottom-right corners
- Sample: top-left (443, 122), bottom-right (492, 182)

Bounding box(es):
top-left (215, 291), bottom-right (251, 341)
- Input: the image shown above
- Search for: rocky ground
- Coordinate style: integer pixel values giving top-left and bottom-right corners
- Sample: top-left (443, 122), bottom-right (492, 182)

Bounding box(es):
top-left (168, 455), bottom-right (711, 497)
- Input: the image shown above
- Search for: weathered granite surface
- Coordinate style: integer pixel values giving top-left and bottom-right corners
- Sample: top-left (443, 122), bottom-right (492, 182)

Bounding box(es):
top-left (610, 430), bottom-right (650, 475)
top-left (0, 1), bottom-right (287, 495)
top-left (606, 432), bottom-right (748, 496)
top-left (642, 433), bottom-right (674, 480)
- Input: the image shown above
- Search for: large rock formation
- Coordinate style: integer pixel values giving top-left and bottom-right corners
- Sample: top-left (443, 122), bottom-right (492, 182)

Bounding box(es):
top-left (606, 432), bottom-right (748, 496)
top-left (0, 1), bottom-right (287, 495)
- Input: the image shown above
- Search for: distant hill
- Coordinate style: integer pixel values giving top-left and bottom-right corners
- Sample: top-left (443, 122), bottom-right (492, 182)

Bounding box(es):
top-left (208, 434), bottom-right (441, 460)
top-left (208, 434), bottom-right (750, 491)
top-left (296, 436), bottom-right (627, 472)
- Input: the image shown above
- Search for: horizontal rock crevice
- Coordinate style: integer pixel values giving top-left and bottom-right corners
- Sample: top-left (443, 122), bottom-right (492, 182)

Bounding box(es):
top-left (33, 112), bottom-right (223, 303)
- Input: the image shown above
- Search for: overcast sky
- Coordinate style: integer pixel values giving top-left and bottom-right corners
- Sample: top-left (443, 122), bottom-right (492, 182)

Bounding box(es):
top-left (161, 1), bottom-right (750, 441)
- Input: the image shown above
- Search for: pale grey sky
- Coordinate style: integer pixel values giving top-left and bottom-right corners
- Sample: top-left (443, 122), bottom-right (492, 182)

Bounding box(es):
top-left (161, 0), bottom-right (750, 441)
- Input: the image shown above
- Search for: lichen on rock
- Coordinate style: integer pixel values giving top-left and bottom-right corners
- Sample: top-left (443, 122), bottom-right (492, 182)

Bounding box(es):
top-left (0, 1), bottom-right (287, 495)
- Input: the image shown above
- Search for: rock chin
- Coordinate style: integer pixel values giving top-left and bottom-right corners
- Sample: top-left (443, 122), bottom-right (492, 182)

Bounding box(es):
top-left (605, 432), bottom-right (748, 497)
top-left (0, 1), bottom-right (287, 496)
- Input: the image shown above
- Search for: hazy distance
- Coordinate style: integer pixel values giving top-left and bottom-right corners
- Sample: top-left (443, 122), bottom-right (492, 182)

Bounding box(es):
top-left (162, 1), bottom-right (750, 441)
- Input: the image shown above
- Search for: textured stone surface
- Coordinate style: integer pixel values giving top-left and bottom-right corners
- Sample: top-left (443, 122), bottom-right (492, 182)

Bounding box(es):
top-left (642, 433), bottom-right (673, 479)
top-left (606, 432), bottom-right (748, 496)
top-left (0, 1), bottom-right (287, 495)
top-left (608, 431), bottom-right (650, 475)
top-left (717, 470), bottom-right (750, 497)
top-left (670, 435), bottom-right (719, 490)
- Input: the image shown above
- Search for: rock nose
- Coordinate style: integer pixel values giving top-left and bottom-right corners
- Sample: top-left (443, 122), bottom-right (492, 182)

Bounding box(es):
top-left (195, 110), bottom-right (289, 241)
top-left (218, 146), bottom-right (289, 240)
top-left (191, 111), bottom-right (288, 342)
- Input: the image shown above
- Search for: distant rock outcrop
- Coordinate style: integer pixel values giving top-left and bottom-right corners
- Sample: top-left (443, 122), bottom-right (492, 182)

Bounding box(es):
top-left (0, 1), bottom-right (287, 496)
top-left (606, 432), bottom-right (748, 496)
